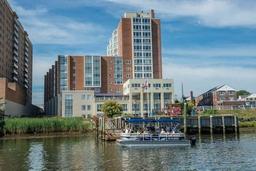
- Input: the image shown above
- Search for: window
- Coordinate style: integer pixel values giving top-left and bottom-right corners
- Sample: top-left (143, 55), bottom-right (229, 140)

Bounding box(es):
top-left (87, 105), bottom-right (91, 111)
top-left (134, 38), bottom-right (141, 43)
top-left (142, 25), bottom-right (150, 30)
top-left (143, 46), bottom-right (151, 50)
top-left (220, 91), bottom-right (225, 95)
top-left (81, 105), bottom-right (86, 111)
top-left (87, 94), bottom-right (91, 100)
top-left (135, 66), bottom-right (142, 72)
top-left (164, 93), bottom-right (171, 100)
top-left (81, 94), bottom-right (86, 100)
top-left (144, 104), bottom-right (150, 110)
top-left (132, 104), bottom-right (140, 111)
top-left (134, 46), bottom-right (142, 50)
top-left (132, 83), bottom-right (140, 88)
top-left (153, 83), bottom-right (161, 88)
top-left (229, 91), bottom-right (234, 95)
top-left (142, 18), bottom-right (150, 23)
top-left (143, 39), bottom-right (151, 43)
top-left (134, 59), bottom-right (143, 64)
top-left (97, 104), bottom-right (102, 111)
top-left (122, 104), bottom-right (128, 111)
top-left (143, 32), bottom-right (151, 37)
top-left (144, 73), bottom-right (152, 78)
top-left (144, 66), bottom-right (151, 72)
top-left (154, 103), bottom-right (161, 111)
top-left (135, 73), bottom-right (143, 78)
top-left (154, 93), bottom-right (161, 100)
top-left (133, 32), bottom-right (141, 37)
top-left (64, 95), bottom-right (73, 117)
top-left (163, 83), bottom-right (172, 88)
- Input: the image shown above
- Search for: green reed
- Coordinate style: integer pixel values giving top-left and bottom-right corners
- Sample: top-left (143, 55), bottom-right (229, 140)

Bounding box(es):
top-left (3, 117), bottom-right (93, 135)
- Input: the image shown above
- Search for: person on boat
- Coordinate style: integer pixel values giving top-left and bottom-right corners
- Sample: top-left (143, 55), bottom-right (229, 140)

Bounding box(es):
top-left (125, 129), bottom-right (129, 134)
top-left (160, 129), bottom-right (166, 134)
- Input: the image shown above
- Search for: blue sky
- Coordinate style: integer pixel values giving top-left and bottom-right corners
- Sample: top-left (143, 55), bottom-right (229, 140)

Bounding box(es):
top-left (9, 0), bottom-right (256, 106)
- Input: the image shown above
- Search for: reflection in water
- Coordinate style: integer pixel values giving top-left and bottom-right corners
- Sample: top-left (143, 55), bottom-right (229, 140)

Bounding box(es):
top-left (0, 133), bottom-right (255, 171)
top-left (27, 143), bottom-right (44, 171)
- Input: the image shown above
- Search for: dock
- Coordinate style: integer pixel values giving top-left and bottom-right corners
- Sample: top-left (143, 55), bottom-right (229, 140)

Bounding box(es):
top-left (106, 114), bottom-right (239, 135)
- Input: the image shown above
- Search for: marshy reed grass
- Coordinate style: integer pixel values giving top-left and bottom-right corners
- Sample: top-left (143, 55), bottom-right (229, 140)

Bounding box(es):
top-left (3, 117), bottom-right (93, 135)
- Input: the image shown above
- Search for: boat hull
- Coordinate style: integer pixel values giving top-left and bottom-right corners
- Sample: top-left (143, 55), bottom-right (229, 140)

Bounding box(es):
top-left (117, 139), bottom-right (190, 147)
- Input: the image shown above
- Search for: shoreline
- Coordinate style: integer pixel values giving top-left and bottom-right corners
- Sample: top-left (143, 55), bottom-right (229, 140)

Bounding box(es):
top-left (0, 131), bottom-right (95, 140)
top-left (1, 127), bottom-right (256, 140)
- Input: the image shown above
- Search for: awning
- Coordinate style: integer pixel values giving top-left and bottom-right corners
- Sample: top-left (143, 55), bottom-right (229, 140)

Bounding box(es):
top-left (126, 118), bottom-right (180, 123)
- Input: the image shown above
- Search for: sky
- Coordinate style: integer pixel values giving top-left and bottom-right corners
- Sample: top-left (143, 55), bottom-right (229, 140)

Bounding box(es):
top-left (8, 0), bottom-right (256, 106)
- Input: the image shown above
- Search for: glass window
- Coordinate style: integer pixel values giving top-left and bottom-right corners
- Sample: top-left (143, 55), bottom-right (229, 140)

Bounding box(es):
top-left (64, 94), bottom-right (73, 117)
top-left (163, 83), bottom-right (172, 88)
top-left (87, 105), bottom-right (91, 111)
top-left (97, 104), bottom-right (102, 112)
top-left (153, 83), bottom-right (161, 88)
top-left (81, 105), bottom-right (86, 111)
top-left (81, 94), bottom-right (86, 100)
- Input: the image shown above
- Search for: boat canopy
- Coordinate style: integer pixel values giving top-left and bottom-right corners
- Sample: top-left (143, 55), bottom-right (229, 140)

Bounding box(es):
top-left (126, 118), bottom-right (180, 123)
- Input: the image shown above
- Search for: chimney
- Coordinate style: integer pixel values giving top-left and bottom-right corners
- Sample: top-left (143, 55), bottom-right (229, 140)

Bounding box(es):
top-left (150, 9), bottom-right (155, 18)
top-left (190, 91), bottom-right (194, 100)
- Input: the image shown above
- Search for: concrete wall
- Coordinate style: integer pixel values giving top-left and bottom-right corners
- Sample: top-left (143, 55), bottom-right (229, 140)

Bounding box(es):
top-left (4, 100), bottom-right (32, 116)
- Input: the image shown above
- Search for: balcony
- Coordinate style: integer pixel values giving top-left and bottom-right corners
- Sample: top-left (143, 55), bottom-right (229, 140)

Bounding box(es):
top-left (25, 40), bottom-right (29, 47)
top-left (13, 43), bottom-right (19, 50)
top-left (24, 62), bottom-right (28, 68)
top-left (14, 23), bottom-right (19, 32)
top-left (25, 51), bottom-right (29, 57)
top-left (13, 76), bottom-right (18, 82)
top-left (13, 36), bottom-right (19, 44)
top-left (14, 30), bottom-right (19, 38)
top-left (13, 69), bottom-right (18, 75)
top-left (24, 68), bottom-right (28, 73)
top-left (13, 62), bottom-right (18, 69)
top-left (24, 73), bottom-right (28, 78)
top-left (24, 84), bottom-right (28, 89)
top-left (13, 49), bottom-right (18, 57)
top-left (24, 57), bottom-right (29, 63)
top-left (25, 46), bottom-right (29, 53)
top-left (13, 55), bottom-right (18, 63)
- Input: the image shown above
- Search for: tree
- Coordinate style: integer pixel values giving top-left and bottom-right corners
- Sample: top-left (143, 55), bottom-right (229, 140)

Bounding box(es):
top-left (237, 90), bottom-right (250, 97)
top-left (101, 101), bottom-right (123, 118)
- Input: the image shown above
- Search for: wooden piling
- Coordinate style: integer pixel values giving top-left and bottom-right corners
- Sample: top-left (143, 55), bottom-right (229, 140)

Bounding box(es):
top-left (210, 115), bottom-right (213, 135)
top-left (198, 115), bottom-right (201, 134)
top-left (222, 115), bottom-right (225, 134)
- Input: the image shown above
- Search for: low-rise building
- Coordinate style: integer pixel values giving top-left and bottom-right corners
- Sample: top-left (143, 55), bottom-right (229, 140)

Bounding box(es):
top-left (195, 85), bottom-right (244, 107)
top-left (245, 94), bottom-right (256, 107)
top-left (58, 79), bottom-right (174, 117)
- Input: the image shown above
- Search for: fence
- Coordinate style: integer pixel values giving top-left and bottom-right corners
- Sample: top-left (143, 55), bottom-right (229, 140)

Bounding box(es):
top-left (197, 105), bottom-right (256, 111)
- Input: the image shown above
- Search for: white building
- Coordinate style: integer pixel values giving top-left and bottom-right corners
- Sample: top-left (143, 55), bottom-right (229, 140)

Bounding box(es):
top-left (59, 79), bottom-right (174, 117)
top-left (245, 93), bottom-right (256, 107)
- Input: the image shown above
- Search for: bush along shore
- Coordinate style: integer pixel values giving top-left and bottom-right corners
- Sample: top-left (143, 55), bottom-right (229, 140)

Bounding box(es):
top-left (1, 117), bottom-right (94, 136)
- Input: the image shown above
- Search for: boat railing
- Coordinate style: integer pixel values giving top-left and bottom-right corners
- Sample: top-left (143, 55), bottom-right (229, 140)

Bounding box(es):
top-left (120, 132), bottom-right (185, 141)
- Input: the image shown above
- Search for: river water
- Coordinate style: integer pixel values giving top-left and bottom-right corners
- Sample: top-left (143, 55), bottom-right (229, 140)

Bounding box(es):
top-left (0, 133), bottom-right (256, 171)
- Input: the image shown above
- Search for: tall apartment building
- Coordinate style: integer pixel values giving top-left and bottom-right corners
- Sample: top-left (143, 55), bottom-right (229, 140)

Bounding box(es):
top-left (0, 0), bottom-right (33, 115)
top-left (107, 10), bottom-right (162, 80)
top-left (44, 10), bottom-right (174, 117)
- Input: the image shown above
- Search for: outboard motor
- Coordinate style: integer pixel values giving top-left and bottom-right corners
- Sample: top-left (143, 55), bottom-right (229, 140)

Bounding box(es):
top-left (190, 136), bottom-right (196, 146)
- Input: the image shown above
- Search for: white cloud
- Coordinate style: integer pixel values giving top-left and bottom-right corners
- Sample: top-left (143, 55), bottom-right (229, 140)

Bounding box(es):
top-left (11, 2), bottom-right (106, 45)
top-left (163, 62), bottom-right (256, 97)
top-left (106, 0), bottom-right (256, 28)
